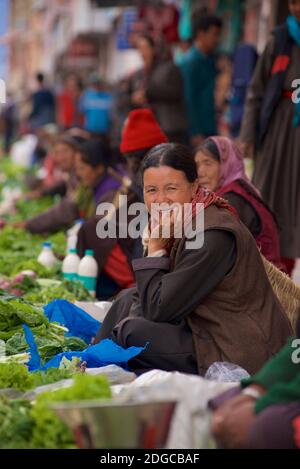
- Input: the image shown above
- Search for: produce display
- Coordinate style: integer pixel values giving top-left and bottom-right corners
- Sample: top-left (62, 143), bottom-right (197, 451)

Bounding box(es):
top-left (23, 279), bottom-right (94, 304)
top-left (0, 360), bottom-right (82, 392)
top-left (0, 374), bottom-right (111, 449)
top-left (0, 297), bottom-right (87, 364)
top-left (0, 159), bottom-right (113, 450)
top-left (0, 273), bottom-right (93, 304)
top-left (10, 197), bottom-right (54, 223)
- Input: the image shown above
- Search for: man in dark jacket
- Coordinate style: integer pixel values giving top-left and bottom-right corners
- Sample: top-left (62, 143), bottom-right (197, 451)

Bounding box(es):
top-left (29, 73), bottom-right (56, 130)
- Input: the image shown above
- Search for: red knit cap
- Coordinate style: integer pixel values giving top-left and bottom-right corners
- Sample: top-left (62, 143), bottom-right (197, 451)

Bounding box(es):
top-left (120, 109), bottom-right (168, 154)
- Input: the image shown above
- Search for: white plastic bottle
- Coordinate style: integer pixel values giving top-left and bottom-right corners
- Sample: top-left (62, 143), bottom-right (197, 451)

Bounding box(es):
top-left (77, 250), bottom-right (98, 297)
top-left (37, 242), bottom-right (58, 269)
top-left (62, 248), bottom-right (80, 281)
top-left (66, 219), bottom-right (84, 252)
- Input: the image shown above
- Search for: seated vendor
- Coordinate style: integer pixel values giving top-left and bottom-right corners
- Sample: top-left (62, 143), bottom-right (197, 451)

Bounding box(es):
top-left (19, 139), bottom-right (123, 234)
top-left (76, 108), bottom-right (169, 299)
top-left (195, 136), bottom-right (284, 271)
top-left (94, 143), bottom-right (292, 376)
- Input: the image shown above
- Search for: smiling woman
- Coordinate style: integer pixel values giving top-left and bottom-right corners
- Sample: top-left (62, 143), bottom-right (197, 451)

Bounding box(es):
top-left (94, 143), bottom-right (292, 377)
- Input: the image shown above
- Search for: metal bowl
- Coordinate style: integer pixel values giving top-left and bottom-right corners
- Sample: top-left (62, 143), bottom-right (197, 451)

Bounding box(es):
top-left (51, 399), bottom-right (177, 449)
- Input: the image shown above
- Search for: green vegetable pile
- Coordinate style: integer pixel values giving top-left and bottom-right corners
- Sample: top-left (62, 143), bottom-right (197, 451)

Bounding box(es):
top-left (0, 374), bottom-right (111, 449)
top-left (0, 362), bottom-right (35, 392)
top-left (0, 226), bottom-right (65, 279)
top-left (0, 362), bottom-right (74, 392)
top-left (0, 158), bottom-right (28, 189)
top-left (9, 197), bottom-right (54, 223)
top-left (23, 279), bottom-right (94, 305)
top-left (0, 297), bottom-right (87, 364)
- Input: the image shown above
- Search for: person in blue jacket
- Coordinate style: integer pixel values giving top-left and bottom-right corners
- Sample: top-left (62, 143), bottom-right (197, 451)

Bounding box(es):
top-left (80, 73), bottom-right (113, 139)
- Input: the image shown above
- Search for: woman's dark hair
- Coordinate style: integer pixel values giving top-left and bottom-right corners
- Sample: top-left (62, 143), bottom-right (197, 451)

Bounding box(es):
top-left (124, 148), bottom-right (149, 162)
top-left (196, 139), bottom-right (220, 162)
top-left (55, 135), bottom-right (84, 152)
top-left (142, 143), bottom-right (198, 183)
top-left (78, 139), bottom-right (111, 168)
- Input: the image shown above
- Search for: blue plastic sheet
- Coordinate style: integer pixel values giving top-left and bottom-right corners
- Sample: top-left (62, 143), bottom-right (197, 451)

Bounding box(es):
top-left (23, 323), bottom-right (145, 372)
top-left (44, 300), bottom-right (101, 344)
top-left (23, 299), bottom-right (145, 372)
top-left (39, 339), bottom-right (146, 371)
top-left (23, 325), bottom-right (41, 371)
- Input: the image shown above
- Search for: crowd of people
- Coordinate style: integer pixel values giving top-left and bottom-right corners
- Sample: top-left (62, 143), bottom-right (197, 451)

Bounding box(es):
top-left (0, 0), bottom-right (300, 450)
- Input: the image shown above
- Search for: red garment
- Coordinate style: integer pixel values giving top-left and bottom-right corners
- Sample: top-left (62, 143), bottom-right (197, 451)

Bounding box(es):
top-left (293, 416), bottom-right (300, 448)
top-left (281, 257), bottom-right (296, 277)
top-left (120, 109), bottom-right (168, 153)
top-left (57, 91), bottom-right (83, 128)
top-left (271, 55), bottom-right (290, 75)
top-left (139, 5), bottom-right (179, 44)
top-left (164, 187), bottom-right (237, 254)
top-left (218, 180), bottom-right (284, 271)
top-left (192, 187), bottom-right (237, 218)
top-left (43, 153), bottom-right (64, 187)
top-left (103, 244), bottom-right (135, 289)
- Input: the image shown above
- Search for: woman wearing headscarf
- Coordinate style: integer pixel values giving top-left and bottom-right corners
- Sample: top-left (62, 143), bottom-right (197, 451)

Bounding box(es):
top-left (195, 136), bottom-right (284, 271)
top-left (23, 139), bottom-right (123, 234)
top-left (239, 0), bottom-right (300, 276)
top-left (94, 143), bottom-right (292, 376)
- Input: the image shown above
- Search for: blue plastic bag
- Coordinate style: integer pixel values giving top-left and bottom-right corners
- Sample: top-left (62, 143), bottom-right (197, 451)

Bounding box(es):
top-left (23, 323), bottom-right (145, 372)
top-left (40, 339), bottom-right (146, 371)
top-left (23, 325), bottom-right (41, 371)
top-left (44, 300), bottom-right (101, 344)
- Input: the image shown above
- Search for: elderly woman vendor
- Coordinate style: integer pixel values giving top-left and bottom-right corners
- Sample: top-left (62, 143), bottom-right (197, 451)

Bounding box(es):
top-left (95, 143), bottom-right (292, 376)
top-left (195, 136), bottom-right (283, 271)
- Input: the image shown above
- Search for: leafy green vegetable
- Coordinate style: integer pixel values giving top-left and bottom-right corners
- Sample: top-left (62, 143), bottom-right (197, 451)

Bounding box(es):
top-left (0, 369), bottom-right (111, 448)
top-left (10, 260), bottom-right (60, 279)
top-left (0, 362), bottom-right (81, 392)
top-left (0, 363), bottom-right (35, 391)
top-left (5, 329), bottom-right (87, 364)
top-left (0, 226), bottom-right (65, 279)
top-left (0, 299), bottom-right (48, 331)
top-left (32, 368), bottom-right (74, 388)
top-left (23, 279), bottom-right (93, 304)
top-left (0, 397), bottom-right (35, 449)
top-left (0, 295), bottom-right (87, 364)
top-left (13, 197), bottom-right (54, 222)
top-left (0, 158), bottom-right (27, 183)
top-left (47, 232), bottom-right (67, 258)
top-left (30, 374), bottom-right (111, 449)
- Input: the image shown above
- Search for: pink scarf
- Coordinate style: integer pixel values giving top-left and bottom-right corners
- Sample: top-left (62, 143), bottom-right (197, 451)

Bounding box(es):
top-left (210, 136), bottom-right (260, 196)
